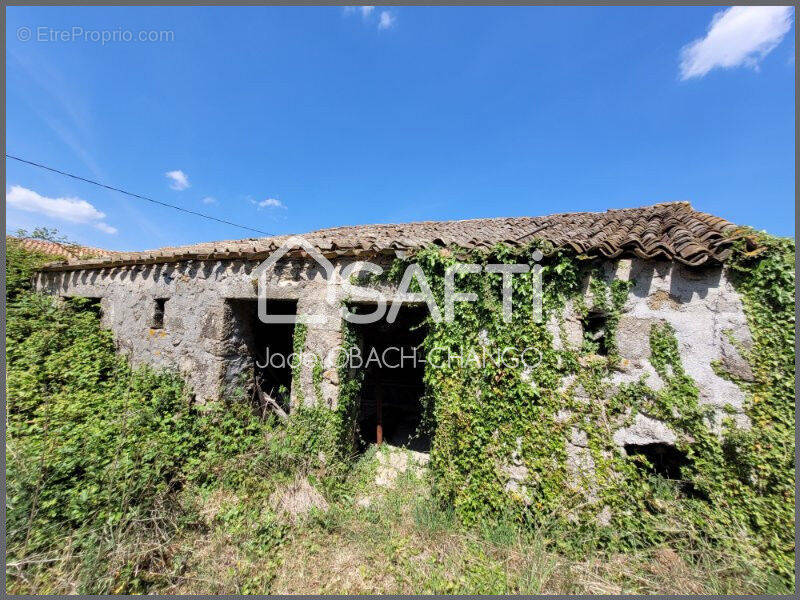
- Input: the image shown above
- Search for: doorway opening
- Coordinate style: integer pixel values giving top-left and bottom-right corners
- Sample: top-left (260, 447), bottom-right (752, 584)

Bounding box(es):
top-left (227, 299), bottom-right (297, 416)
top-left (349, 304), bottom-right (430, 452)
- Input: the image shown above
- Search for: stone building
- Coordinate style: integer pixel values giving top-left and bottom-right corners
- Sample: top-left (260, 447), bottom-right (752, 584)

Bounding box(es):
top-left (34, 202), bottom-right (753, 456)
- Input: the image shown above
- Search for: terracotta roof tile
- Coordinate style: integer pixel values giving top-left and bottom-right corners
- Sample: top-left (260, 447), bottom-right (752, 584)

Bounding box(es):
top-left (8, 237), bottom-right (118, 261)
top-left (38, 202), bottom-right (743, 272)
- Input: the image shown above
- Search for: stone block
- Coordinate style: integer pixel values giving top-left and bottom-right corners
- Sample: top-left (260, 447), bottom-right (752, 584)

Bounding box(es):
top-left (613, 413), bottom-right (677, 447)
top-left (616, 315), bottom-right (660, 361)
top-left (719, 324), bottom-right (754, 382)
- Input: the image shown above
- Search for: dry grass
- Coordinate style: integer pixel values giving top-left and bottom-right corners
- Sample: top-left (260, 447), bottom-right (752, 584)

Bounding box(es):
top-left (6, 447), bottom-right (779, 595)
top-left (173, 448), bottom-right (770, 595)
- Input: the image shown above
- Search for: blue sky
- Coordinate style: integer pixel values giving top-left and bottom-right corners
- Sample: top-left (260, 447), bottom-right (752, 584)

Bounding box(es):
top-left (5, 5), bottom-right (795, 250)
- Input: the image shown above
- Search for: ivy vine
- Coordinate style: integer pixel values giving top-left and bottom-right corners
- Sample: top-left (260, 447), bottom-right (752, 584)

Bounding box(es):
top-left (334, 234), bottom-right (794, 584)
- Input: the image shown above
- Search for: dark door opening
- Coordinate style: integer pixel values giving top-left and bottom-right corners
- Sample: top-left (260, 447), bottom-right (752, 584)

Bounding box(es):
top-left (227, 299), bottom-right (296, 414)
top-left (350, 304), bottom-right (429, 452)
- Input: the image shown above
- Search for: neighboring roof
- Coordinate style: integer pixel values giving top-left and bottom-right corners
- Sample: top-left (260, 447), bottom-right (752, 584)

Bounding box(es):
top-left (8, 236), bottom-right (118, 260)
top-left (38, 202), bottom-right (744, 272)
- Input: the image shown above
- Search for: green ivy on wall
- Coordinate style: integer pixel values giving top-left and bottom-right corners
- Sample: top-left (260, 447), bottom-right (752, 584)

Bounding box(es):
top-left (724, 231), bottom-right (796, 579)
top-left (341, 235), bottom-right (794, 583)
top-left (291, 322), bottom-right (307, 406)
top-left (283, 317), bottom-right (364, 467)
top-left (312, 354), bottom-right (324, 405)
top-left (335, 317), bottom-right (365, 455)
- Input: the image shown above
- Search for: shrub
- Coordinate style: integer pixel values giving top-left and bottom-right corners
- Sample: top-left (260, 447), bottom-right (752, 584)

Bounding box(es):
top-left (4, 241), bottom-right (284, 591)
top-left (5, 237), bottom-right (361, 592)
top-left (5, 290), bottom-right (201, 585)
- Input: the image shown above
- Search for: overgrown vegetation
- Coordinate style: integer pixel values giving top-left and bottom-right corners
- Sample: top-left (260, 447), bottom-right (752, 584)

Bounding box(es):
top-left (264, 445), bottom-right (773, 595)
top-left (379, 236), bottom-right (795, 588)
top-left (5, 237), bottom-right (61, 301)
top-left (4, 231), bottom-right (794, 593)
top-left (724, 231), bottom-right (796, 580)
top-left (4, 239), bottom-right (342, 592)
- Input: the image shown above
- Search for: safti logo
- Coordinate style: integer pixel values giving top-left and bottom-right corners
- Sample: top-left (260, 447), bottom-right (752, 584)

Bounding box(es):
top-left (252, 237), bottom-right (544, 326)
top-left (251, 236), bottom-right (336, 325)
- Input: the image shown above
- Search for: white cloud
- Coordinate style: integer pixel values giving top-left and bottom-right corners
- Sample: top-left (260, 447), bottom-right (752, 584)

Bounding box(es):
top-left (378, 11), bottom-right (395, 30)
top-left (255, 197), bottom-right (285, 209)
top-left (680, 7), bottom-right (793, 80)
top-left (344, 6), bottom-right (394, 30)
top-left (6, 185), bottom-right (117, 234)
top-left (94, 222), bottom-right (118, 234)
top-left (343, 6), bottom-right (373, 17)
top-left (165, 169), bottom-right (190, 190)
top-left (201, 196), bottom-right (217, 205)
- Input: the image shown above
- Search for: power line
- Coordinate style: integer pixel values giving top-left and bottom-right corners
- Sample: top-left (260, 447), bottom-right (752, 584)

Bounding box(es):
top-left (5, 154), bottom-right (272, 237)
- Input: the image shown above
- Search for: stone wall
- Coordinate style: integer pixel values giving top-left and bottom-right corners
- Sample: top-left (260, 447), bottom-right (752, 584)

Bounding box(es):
top-left (35, 257), bottom-right (751, 458)
top-left (544, 258), bottom-right (751, 486)
top-left (34, 256), bottom-right (392, 406)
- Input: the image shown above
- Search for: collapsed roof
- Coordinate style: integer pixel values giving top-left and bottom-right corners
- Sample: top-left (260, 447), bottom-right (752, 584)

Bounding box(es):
top-left (38, 202), bottom-right (744, 271)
